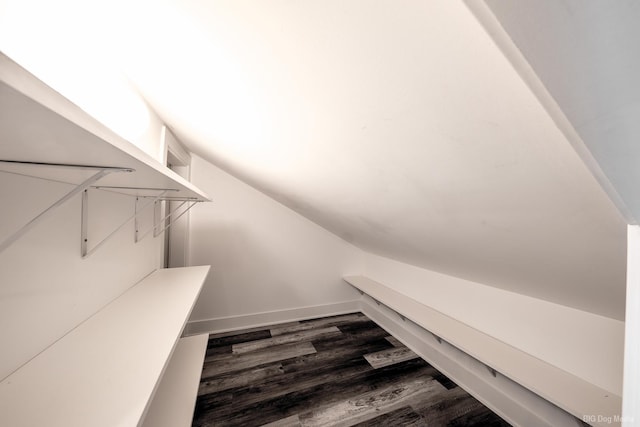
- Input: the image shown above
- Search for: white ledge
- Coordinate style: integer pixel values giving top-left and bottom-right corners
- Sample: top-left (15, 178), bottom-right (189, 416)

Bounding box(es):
top-left (0, 265), bottom-right (210, 427)
top-left (344, 275), bottom-right (621, 426)
top-left (0, 52), bottom-right (209, 201)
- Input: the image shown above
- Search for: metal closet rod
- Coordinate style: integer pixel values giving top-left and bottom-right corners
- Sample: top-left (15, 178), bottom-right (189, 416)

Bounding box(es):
top-left (0, 161), bottom-right (206, 200)
top-left (0, 162), bottom-right (133, 255)
top-left (91, 186), bottom-right (181, 199)
top-left (82, 191), bottom-right (204, 258)
top-left (92, 188), bottom-right (207, 202)
top-left (81, 189), bottom-right (169, 258)
top-left (149, 196), bottom-right (201, 201)
top-left (0, 159), bottom-right (206, 257)
top-left (92, 185), bottom-right (180, 192)
top-left (0, 162), bottom-right (204, 197)
top-left (0, 171), bottom-right (183, 198)
top-left (0, 159), bottom-right (135, 172)
top-left (136, 200), bottom-right (200, 242)
top-left (153, 201), bottom-right (199, 237)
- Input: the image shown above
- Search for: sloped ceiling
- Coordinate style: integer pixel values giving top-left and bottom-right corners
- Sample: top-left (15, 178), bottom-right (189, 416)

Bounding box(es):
top-left (118, 0), bottom-right (629, 319)
top-left (2, 1), bottom-right (628, 319)
top-left (484, 0), bottom-right (640, 223)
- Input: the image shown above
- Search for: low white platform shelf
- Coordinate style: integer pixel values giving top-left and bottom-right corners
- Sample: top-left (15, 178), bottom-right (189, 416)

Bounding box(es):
top-left (0, 265), bottom-right (210, 427)
top-left (344, 275), bottom-right (621, 426)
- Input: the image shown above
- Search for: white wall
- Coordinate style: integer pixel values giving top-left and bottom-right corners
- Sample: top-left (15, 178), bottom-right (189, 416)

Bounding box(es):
top-left (187, 155), bottom-right (363, 330)
top-left (623, 225), bottom-right (640, 424)
top-left (364, 253), bottom-right (625, 396)
top-left (121, 0), bottom-right (628, 321)
top-left (164, 127), bottom-right (192, 269)
top-left (0, 175), bottom-right (164, 381)
top-left (0, 37), bottom-right (167, 380)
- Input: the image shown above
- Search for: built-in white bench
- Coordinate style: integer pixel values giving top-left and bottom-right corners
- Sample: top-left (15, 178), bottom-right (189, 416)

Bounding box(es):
top-left (0, 266), bottom-right (210, 427)
top-left (344, 275), bottom-right (621, 427)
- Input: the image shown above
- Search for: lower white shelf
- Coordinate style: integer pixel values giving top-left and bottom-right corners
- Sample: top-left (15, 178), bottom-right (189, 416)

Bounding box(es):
top-left (141, 334), bottom-right (209, 427)
top-left (344, 275), bottom-right (622, 426)
top-left (0, 265), bottom-right (210, 427)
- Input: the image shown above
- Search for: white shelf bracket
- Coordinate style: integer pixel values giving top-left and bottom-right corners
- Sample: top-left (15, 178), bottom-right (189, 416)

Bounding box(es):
top-left (81, 189), bottom-right (168, 258)
top-left (0, 161), bottom-right (132, 255)
top-left (138, 199), bottom-right (200, 243)
top-left (487, 366), bottom-right (498, 378)
top-left (158, 201), bottom-right (198, 236)
top-left (432, 332), bottom-right (443, 344)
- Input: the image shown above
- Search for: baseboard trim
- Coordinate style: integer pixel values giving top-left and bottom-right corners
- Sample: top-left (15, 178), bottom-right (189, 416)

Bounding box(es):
top-left (184, 300), bottom-right (361, 336)
top-left (359, 297), bottom-right (583, 427)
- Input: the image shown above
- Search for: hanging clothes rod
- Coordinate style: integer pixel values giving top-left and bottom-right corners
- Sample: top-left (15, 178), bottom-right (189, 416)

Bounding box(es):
top-left (81, 190), bottom-right (169, 258)
top-left (0, 161), bottom-right (206, 200)
top-left (92, 186), bottom-right (180, 192)
top-left (0, 168), bottom-right (184, 199)
top-left (0, 159), bottom-right (135, 171)
top-left (135, 195), bottom-right (201, 201)
top-left (154, 201), bottom-right (199, 237)
top-left (136, 200), bottom-right (200, 242)
top-left (0, 163), bottom-right (133, 255)
top-left (92, 186), bottom-right (182, 199)
top-left (153, 201), bottom-right (187, 239)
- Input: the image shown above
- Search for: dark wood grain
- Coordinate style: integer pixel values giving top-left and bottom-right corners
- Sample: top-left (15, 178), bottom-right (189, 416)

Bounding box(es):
top-left (192, 313), bottom-right (511, 427)
top-left (207, 329), bottom-right (272, 349)
top-left (271, 313), bottom-right (369, 336)
top-left (232, 326), bottom-right (341, 354)
top-left (352, 406), bottom-right (425, 426)
top-left (364, 346), bottom-right (419, 368)
top-left (201, 341), bottom-right (316, 379)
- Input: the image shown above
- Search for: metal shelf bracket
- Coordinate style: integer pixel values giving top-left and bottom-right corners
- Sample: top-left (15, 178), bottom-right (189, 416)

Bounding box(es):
top-left (137, 198), bottom-right (200, 243)
top-left (0, 161), bottom-right (132, 255)
top-left (487, 366), bottom-right (497, 378)
top-left (81, 189), bottom-right (168, 258)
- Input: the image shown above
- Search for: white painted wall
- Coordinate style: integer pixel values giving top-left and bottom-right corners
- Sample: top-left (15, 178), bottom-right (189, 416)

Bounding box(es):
top-left (623, 225), bottom-right (640, 425)
top-left (164, 127), bottom-right (192, 269)
top-left (188, 155), bottom-right (363, 327)
top-left (363, 253), bottom-right (625, 396)
top-left (0, 176), bottom-right (163, 381)
top-left (0, 37), bottom-right (167, 380)
top-left (119, 0), bottom-right (628, 321)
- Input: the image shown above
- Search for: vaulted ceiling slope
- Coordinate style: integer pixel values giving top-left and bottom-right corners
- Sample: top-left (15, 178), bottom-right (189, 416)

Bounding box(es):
top-left (2, 1), bottom-right (627, 319)
top-left (484, 0), bottom-right (640, 224)
top-left (120, 0), bottom-right (627, 320)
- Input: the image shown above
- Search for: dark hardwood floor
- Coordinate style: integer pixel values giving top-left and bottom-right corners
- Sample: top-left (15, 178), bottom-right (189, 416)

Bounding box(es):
top-left (193, 313), bottom-right (511, 427)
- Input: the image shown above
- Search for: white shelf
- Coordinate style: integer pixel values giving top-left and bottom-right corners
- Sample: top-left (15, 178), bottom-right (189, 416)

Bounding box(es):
top-left (0, 52), bottom-right (209, 201)
top-left (0, 265), bottom-right (210, 427)
top-left (344, 275), bottom-right (622, 425)
top-left (141, 334), bottom-right (209, 427)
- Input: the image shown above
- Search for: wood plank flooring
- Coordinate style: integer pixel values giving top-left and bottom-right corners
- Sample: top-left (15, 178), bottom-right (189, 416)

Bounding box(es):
top-left (193, 313), bottom-right (511, 427)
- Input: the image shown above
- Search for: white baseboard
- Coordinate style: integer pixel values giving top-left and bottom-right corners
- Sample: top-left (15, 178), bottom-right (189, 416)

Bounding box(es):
top-left (184, 300), bottom-right (361, 336)
top-left (359, 297), bottom-right (583, 427)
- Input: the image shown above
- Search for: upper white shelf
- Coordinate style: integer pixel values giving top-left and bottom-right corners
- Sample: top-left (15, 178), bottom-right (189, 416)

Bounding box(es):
top-left (0, 265), bottom-right (210, 427)
top-left (0, 51), bottom-right (209, 201)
